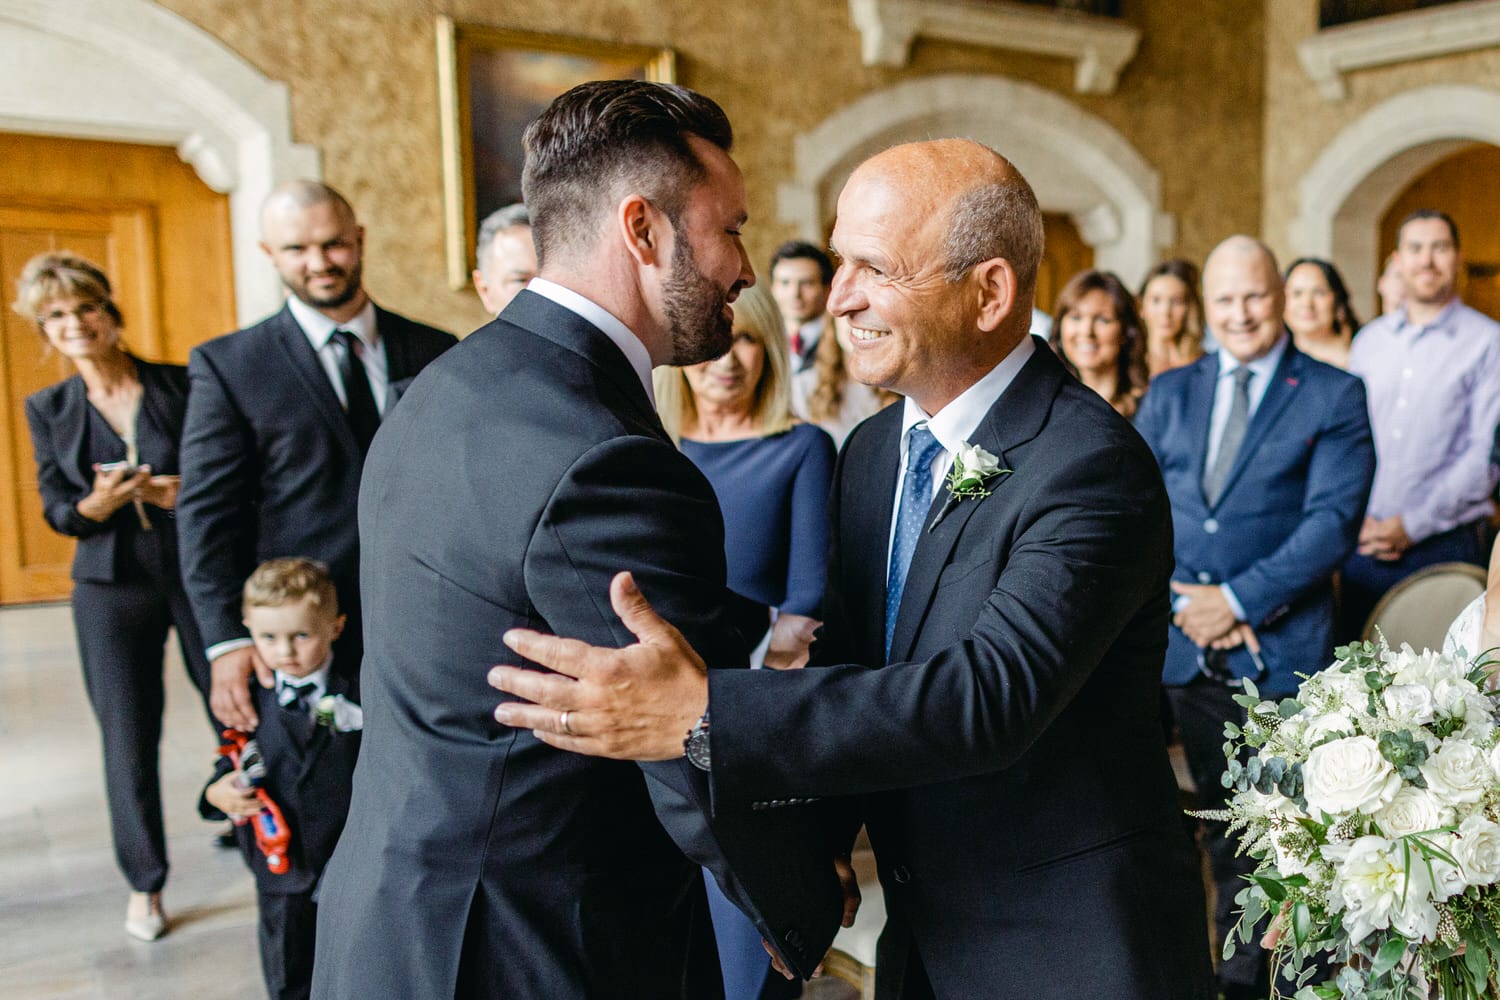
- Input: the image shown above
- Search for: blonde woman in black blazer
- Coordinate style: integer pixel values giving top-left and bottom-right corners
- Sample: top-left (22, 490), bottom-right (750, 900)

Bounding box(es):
top-left (17, 253), bottom-right (212, 943)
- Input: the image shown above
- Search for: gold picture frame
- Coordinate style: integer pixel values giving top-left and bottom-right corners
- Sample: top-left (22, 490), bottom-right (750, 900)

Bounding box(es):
top-left (436, 17), bottom-right (676, 289)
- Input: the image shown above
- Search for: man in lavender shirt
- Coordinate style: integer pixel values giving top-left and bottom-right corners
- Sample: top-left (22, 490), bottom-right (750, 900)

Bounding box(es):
top-left (1341, 209), bottom-right (1500, 639)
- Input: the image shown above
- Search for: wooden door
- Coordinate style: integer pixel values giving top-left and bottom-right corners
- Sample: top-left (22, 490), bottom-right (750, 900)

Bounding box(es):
top-left (0, 134), bottom-right (235, 604)
top-left (1035, 213), bottom-right (1095, 318)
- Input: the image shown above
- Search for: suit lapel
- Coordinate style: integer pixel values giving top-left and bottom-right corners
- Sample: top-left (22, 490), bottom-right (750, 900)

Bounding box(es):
top-left (501, 290), bottom-right (666, 441)
top-left (377, 307), bottom-right (414, 381)
top-left (1213, 341), bottom-right (1303, 504)
top-left (888, 346), bottom-right (1062, 664)
top-left (1183, 356), bottom-right (1219, 506)
top-left (294, 671), bottom-right (354, 785)
top-left (843, 410), bottom-right (902, 664)
top-left (272, 306), bottom-right (359, 455)
top-left (57, 376), bottom-right (90, 486)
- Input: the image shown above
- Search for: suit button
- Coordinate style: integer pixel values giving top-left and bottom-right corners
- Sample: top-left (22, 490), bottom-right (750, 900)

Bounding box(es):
top-left (891, 865), bottom-right (911, 884)
top-left (1197, 572), bottom-right (1212, 584)
top-left (1203, 518), bottom-right (1218, 534)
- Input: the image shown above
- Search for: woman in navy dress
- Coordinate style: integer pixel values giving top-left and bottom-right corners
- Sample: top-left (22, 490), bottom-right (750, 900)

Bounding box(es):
top-left (654, 283), bottom-right (835, 998)
top-left (17, 253), bottom-right (212, 942)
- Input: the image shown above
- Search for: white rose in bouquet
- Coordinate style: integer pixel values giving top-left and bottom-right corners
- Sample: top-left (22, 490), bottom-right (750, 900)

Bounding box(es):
top-left (1429, 839), bottom-right (1469, 902)
top-left (1304, 736), bottom-right (1402, 818)
top-left (1373, 786), bottom-right (1452, 838)
top-left (1304, 711), bottom-right (1357, 744)
top-left (1390, 645), bottom-right (1465, 688)
top-left (1489, 740), bottom-right (1500, 783)
top-left (1420, 739), bottom-right (1491, 807)
top-left (1382, 684), bottom-right (1436, 727)
top-left (1432, 678), bottom-right (1494, 741)
top-left (1303, 669), bottom-right (1369, 715)
top-left (1452, 815), bottom-right (1500, 886)
top-left (1328, 835), bottom-right (1439, 944)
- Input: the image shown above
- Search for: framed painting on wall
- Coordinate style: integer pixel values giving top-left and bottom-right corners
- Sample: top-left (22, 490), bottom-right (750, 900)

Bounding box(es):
top-left (436, 17), bottom-right (675, 289)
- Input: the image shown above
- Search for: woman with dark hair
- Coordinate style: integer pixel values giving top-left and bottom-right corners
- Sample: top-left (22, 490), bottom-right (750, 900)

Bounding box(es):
top-left (1137, 258), bottom-right (1206, 376)
top-left (1050, 269), bottom-right (1150, 419)
top-left (16, 252), bottom-right (213, 942)
top-left (1284, 256), bottom-right (1360, 368)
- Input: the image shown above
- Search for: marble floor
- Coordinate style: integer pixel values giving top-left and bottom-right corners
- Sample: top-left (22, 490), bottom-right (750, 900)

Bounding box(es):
top-left (0, 603), bottom-right (855, 1000)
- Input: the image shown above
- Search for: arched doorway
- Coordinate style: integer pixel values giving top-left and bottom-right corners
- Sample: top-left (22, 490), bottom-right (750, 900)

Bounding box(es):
top-left (0, 0), bottom-right (320, 322)
top-left (775, 74), bottom-right (1173, 290)
top-left (1289, 84), bottom-right (1500, 317)
top-left (1379, 144), bottom-right (1500, 321)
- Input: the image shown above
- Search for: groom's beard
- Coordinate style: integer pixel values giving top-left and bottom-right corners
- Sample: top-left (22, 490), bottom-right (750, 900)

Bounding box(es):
top-left (664, 236), bottom-right (735, 366)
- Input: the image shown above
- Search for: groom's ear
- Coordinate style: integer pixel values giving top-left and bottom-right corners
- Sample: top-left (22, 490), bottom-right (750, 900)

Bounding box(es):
top-left (617, 194), bottom-right (665, 268)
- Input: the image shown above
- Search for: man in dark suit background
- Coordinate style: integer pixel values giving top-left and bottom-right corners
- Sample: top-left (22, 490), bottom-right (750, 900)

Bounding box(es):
top-left (313, 82), bottom-right (843, 1000)
top-left (1135, 236), bottom-right (1375, 999)
top-left (177, 180), bottom-right (455, 732)
top-left (492, 139), bottom-right (1213, 1000)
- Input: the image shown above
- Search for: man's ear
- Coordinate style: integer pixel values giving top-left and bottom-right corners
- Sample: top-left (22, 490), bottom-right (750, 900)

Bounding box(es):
top-left (257, 240), bottom-right (273, 261)
top-left (617, 194), bottom-right (665, 268)
top-left (972, 257), bottom-right (1019, 333)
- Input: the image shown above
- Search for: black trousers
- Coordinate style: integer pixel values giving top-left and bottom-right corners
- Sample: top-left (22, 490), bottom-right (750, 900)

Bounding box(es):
top-left (259, 889), bottom-right (318, 1000)
top-left (72, 573), bottom-right (213, 893)
top-left (1166, 678), bottom-right (1267, 993)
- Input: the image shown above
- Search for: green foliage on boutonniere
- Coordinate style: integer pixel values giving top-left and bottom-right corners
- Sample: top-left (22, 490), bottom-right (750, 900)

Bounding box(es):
top-left (945, 442), bottom-right (1009, 500)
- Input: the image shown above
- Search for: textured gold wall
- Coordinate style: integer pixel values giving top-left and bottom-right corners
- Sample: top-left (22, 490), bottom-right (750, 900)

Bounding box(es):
top-left (157, 0), bottom-right (1264, 334)
top-left (1263, 0), bottom-right (1500, 268)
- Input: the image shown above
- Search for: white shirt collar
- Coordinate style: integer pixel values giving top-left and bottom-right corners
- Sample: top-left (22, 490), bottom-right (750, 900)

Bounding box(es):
top-left (275, 656), bottom-right (331, 704)
top-left (526, 277), bottom-right (655, 406)
top-left (1216, 329), bottom-right (1289, 383)
top-left (899, 335), bottom-right (1036, 457)
top-left (287, 294), bottom-right (378, 351)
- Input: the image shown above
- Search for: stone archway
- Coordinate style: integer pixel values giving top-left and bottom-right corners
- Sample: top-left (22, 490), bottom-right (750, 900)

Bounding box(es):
top-left (0, 0), bottom-right (319, 323)
top-left (776, 74), bottom-right (1174, 288)
top-left (1289, 84), bottom-right (1500, 316)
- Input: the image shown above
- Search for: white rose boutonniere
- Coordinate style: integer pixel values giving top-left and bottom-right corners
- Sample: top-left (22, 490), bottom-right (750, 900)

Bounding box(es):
top-left (945, 442), bottom-right (1008, 501)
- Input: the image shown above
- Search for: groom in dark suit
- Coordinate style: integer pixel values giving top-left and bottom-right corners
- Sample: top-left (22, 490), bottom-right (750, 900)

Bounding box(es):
top-left (312, 82), bottom-right (843, 999)
top-left (1135, 237), bottom-right (1374, 998)
top-left (492, 139), bottom-right (1214, 999)
top-left (178, 181), bottom-right (454, 732)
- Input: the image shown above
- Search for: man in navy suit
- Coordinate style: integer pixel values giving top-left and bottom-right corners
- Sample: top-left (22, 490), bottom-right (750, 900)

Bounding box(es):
top-left (1134, 236), bottom-right (1375, 999)
top-left (177, 181), bottom-right (454, 732)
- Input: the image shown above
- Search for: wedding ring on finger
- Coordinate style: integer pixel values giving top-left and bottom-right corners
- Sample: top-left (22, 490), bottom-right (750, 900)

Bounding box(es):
top-left (559, 710), bottom-right (573, 736)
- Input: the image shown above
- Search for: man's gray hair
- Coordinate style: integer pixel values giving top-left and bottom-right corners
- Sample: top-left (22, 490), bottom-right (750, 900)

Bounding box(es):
top-left (939, 180), bottom-right (1044, 291)
top-left (475, 203), bottom-right (531, 269)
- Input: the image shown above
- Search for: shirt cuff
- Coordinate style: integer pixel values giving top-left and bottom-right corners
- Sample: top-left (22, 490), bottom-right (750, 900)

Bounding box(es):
top-left (207, 637), bottom-right (254, 663)
top-left (1220, 584), bottom-right (1247, 623)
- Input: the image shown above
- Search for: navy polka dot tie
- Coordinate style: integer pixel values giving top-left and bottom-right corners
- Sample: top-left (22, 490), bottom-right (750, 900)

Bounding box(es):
top-left (885, 423), bottom-right (945, 660)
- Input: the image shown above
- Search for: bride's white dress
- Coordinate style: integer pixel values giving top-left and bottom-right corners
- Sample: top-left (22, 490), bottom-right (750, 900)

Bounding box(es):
top-left (1442, 593), bottom-right (1487, 659)
top-left (1440, 590), bottom-right (1488, 659)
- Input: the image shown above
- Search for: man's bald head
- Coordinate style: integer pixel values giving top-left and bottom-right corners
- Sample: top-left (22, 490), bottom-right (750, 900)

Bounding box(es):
top-left (260, 180), bottom-right (357, 235)
top-left (1201, 235), bottom-right (1286, 364)
top-left (851, 140), bottom-right (1043, 295)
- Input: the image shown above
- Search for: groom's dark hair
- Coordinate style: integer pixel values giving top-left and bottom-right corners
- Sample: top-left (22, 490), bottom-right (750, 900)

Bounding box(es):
top-left (521, 80), bottom-right (734, 267)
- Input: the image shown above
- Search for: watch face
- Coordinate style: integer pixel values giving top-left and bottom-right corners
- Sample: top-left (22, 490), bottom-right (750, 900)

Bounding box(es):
top-left (685, 728), bottom-right (711, 771)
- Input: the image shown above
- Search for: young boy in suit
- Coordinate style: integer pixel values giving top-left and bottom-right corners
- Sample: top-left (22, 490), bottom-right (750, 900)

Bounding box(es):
top-left (201, 557), bottom-right (362, 1000)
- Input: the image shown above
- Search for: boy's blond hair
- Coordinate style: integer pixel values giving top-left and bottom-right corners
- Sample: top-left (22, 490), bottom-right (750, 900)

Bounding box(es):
top-left (242, 557), bottom-right (340, 617)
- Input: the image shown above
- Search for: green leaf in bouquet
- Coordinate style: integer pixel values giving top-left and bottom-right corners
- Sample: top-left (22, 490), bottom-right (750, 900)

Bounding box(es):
top-left (1279, 698), bottom-right (1303, 719)
top-left (1265, 757), bottom-right (1287, 783)
top-left (1252, 872), bottom-right (1288, 902)
top-left (1370, 936), bottom-right (1408, 978)
top-left (1247, 757), bottom-right (1263, 784)
top-left (1292, 899), bottom-right (1312, 947)
top-left (1233, 692), bottom-right (1260, 709)
top-left (1242, 677), bottom-right (1260, 701)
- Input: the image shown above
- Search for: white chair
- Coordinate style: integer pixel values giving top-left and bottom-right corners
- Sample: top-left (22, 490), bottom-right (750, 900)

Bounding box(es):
top-left (821, 834), bottom-right (884, 999)
top-left (1362, 561), bottom-right (1486, 652)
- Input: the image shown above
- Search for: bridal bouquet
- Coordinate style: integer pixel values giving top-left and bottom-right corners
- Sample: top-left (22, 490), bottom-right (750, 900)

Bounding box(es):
top-left (1213, 637), bottom-right (1500, 999)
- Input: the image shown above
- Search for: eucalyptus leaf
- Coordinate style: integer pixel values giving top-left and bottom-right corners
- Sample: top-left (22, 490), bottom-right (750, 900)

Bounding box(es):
top-left (1370, 936), bottom-right (1407, 978)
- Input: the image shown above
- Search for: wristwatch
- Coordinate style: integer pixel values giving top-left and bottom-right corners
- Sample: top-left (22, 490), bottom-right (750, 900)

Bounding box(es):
top-left (684, 710), bottom-right (711, 771)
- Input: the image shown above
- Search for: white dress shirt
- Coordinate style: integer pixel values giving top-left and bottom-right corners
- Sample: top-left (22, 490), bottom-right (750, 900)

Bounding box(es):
top-left (526, 277), bottom-right (655, 407)
top-left (275, 657), bottom-right (331, 714)
top-left (886, 336), bottom-right (1035, 566)
top-left (287, 295), bottom-right (389, 416)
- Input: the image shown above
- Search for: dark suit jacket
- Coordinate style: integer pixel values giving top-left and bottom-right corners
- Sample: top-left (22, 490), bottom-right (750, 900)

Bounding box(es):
top-left (199, 670), bottom-right (361, 896)
top-left (709, 346), bottom-right (1214, 1000)
top-left (25, 358), bottom-right (188, 582)
top-left (312, 291), bottom-right (840, 1000)
top-left (1135, 339), bottom-right (1375, 696)
top-left (177, 304), bottom-right (454, 659)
